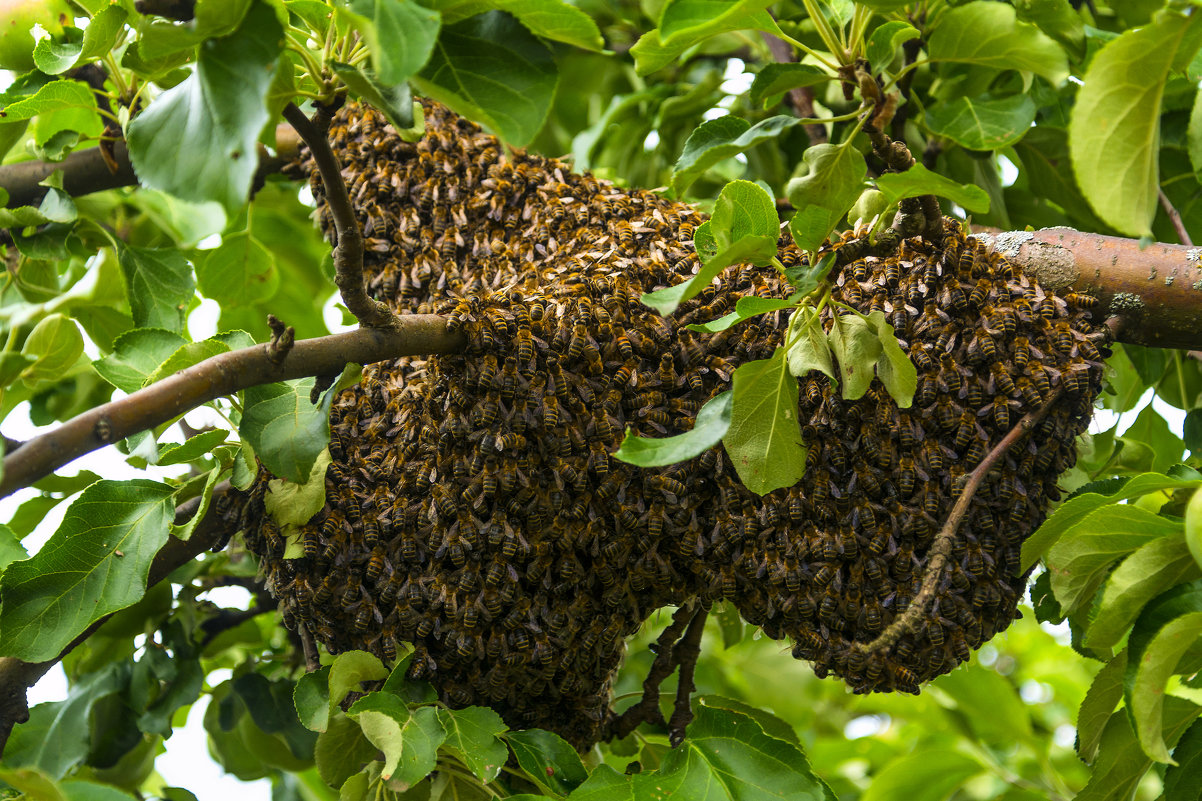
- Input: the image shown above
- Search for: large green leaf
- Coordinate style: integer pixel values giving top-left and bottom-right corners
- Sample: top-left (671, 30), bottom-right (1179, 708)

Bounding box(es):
top-left (240, 376), bottom-right (336, 483)
top-left (437, 707), bottom-right (508, 782)
top-left (127, 2), bottom-right (283, 215)
top-left (1165, 718), bottom-right (1202, 800)
top-left (1013, 0), bottom-right (1085, 56)
top-left (873, 164), bottom-right (989, 213)
top-left (0, 480), bottom-right (175, 662)
top-left (928, 1), bottom-right (1069, 84)
top-left (748, 64), bottom-right (833, 109)
top-left (866, 310), bottom-right (917, 407)
top-left (926, 94), bottom-right (1037, 151)
top-left (1084, 535), bottom-right (1201, 650)
top-left (32, 7), bottom-right (130, 75)
top-left (829, 313), bottom-right (881, 401)
top-left (1046, 504), bottom-right (1180, 614)
top-left (196, 231), bottom-right (279, 307)
top-left (347, 694), bottom-right (445, 784)
top-left (1076, 699), bottom-right (1201, 801)
top-left (866, 21), bottom-right (921, 72)
top-left (314, 711), bottom-right (378, 790)
top-left (94, 329), bottom-right (187, 394)
top-left (641, 232), bottom-right (776, 315)
top-left (635, 703), bottom-right (832, 800)
top-left (631, 6), bottom-right (778, 75)
top-left (414, 11), bottom-right (557, 147)
top-left (342, 0), bottom-right (440, 85)
top-left (786, 144), bottom-right (867, 251)
top-left (723, 347), bottom-right (806, 495)
top-left (505, 729), bottom-right (588, 795)
top-left (426, 0), bottom-right (604, 49)
top-left (673, 116), bottom-right (802, 195)
top-left (116, 245), bottom-right (196, 334)
top-left (1077, 650), bottom-right (1128, 763)
top-left (1021, 472), bottom-right (1201, 569)
top-left (1129, 611), bottom-right (1202, 762)
top-left (20, 314), bottom-right (84, 389)
top-left (1070, 10), bottom-right (1202, 237)
top-left (861, 749), bottom-right (984, 801)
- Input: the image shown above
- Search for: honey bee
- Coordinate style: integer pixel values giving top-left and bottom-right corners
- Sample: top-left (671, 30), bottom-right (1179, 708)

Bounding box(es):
top-left (1030, 366), bottom-right (1052, 398)
top-left (884, 260), bottom-right (901, 288)
top-left (1052, 320), bottom-right (1074, 354)
top-left (1017, 376), bottom-right (1042, 406)
top-left (990, 362), bottom-right (1016, 396)
top-left (365, 548), bottom-right (385, 583)
top-left (1065, 292), bottom-right (1099, 311)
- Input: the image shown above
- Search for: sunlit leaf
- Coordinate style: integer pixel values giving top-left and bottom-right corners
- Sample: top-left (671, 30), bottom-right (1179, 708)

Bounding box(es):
top-left (19, 314), bottom-right (83, 388)
top-left (240, 377), bottom-right (334, 484)
top-left (1077, 650), bottom-right (1128, 763)
top-left (723, 347), bottom-right (805, 495)
top-left (1070, 10), bottom-right (1202, 237)
top-left (343, 0), bottom-right (440, 85)
top-left (196, 231), bottom-right (279, 308)
top-left (614, 390), bottom-right (732, 467)
top-left (1129, 611), bottom-right (1202, 762)
top-left (0, 480), bottom-right (175, 662)
top-left (929, 1), bottom-right (1070, 84)
top-left (874, 164), bottom-right (990, 213)
top-left (829, 313), bottom-right (881, 401)
top-left (866, 21), bottom-right (921, 71)
top-left (673, 115), bottom-right (802, 195)
top-left (786, 144), bottom-right (867, 251)
top-left (748, 63), bottom-right (832, 109)
top-left (925, 94), bottom-right (1038, 151)
top-left (631, 7), bottom-right (778, 75)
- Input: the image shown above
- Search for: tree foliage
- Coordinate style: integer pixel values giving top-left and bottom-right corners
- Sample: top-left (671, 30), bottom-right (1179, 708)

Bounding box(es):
top-left (1, 0), bottom-right (1202, 799)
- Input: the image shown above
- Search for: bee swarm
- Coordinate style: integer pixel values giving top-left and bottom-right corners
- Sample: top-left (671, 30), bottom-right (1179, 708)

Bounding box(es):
top-left (219, 101), bottom-right (1110, 749)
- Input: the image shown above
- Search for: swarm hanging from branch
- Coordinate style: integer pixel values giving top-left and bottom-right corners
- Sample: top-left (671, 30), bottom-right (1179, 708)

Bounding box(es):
top-left (217, 101), bottom-right (1110, 750)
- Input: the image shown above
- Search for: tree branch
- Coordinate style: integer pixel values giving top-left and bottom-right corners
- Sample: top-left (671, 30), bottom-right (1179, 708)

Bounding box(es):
top-left (667, 604), bottom-right (708, 747)
top-left (759, 32), bottom-right (829, 146)
top-left (283, 103), bottom-right (397, 330)
top-left (0, 489), bottom-right (231, 757)
top-left (0, 319), bottom-right (465, 499)
top-left (978, 227), bottom-right (1202, 349)
top-left (1159, 189), bottom-right (1193, 247)
top-left (0, 130), bottom-right (301, 209)
top-left (852, 388), bottom-right (1065, 658)
top-left (606, 605), bottom-right (695, 740)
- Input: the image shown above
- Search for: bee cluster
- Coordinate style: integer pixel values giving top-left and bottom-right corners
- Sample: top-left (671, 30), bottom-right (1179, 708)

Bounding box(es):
top-left (221, 101), bottom-right (1109, 748)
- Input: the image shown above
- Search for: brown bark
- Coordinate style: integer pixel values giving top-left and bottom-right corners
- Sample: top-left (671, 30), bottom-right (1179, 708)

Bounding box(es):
top-left (979, 227), bottom-right (1202, 349)
top-left (0, 319), bottom-right (466, 499)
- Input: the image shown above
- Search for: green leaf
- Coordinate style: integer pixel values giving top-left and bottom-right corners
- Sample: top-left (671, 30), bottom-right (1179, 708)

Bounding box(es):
top-left (2, 662), bottom-right (128, 780)
top-left (935, 666), bottom-right (1033, 746)
top-left (505, 729), bottom-right (588, 796)
top-left (928, 1), bottom-right (1069, 85)
top-left (171, 465), bottom-right (228, 541)
top-left (266, 451), bottom-right (330, 536)
top-left (748, 63), bottom-right (832, 109)
top-left (1013, 0), bottom-right (1086, 56)
top-left (1189, 86), bottom-right (1202, 181)
top-left (1047, 505), bottom-right (1180, 614)
top-left (116, 246), bottom-right (196, 334)
top-left (60, 780), bottom-right (139, 801)
top-left (567, 765), bottom-right (634, 801)
top-left (866, 310), bottom-right (917, 407)
top-left (347, 694), bottom-right (445, 784)
top-left (126, 2), bottom-right (284, 215)
top-left (0, 524), bottom-right (27, 572)
top-left (1021, 472), bottom-right (1201, 569)
top-left (686, 296), bottom-right (798, 333)
top-left (723, 347), bottom-right (806, 495)
top-left (0, 184), bottom-right (78, 228)
top-left (1129, 611), bottom-right (1202, 762)
top-left (1077, 650), bottom-right (1128, 764)
top-left (196, 231), bottom-right (279, 307)
top-left (866, 22), bottom-right (921, 72)
top-left (315, 711), bottom-right (378, 790)
top-left (785, 308), bottom-right (835, 382)
top-left (640, 235), bottom-right (777, 315)
top-left (413, 11), bottom-right (557, 147)
top-left (329, 651), bottom-right (389, 718)
top-left (710, 179), bottom-right (780, 255)
top-left (637, 703), bottom-right (832, 800)
top-left (427, 0), bottom-right (604, 49)
top-left (861, 749), bottom-right (984, 801)
top-left (0, 767), bottom-right (67, 801)
top-left (0, 480), bottom-right (174, 662)
top-left (1085, 535), bottom-right (1202, 650)
top-left (241, 377), bottom-right (335, 484)
top-left (94, 329), bottom-right (187, 393)
top-left (1188, 488), bottom-right (1202, 573)
top-left (342, 0), bottom-right (440, 85)
top-left (673, 115), bottom-right (802, 195)
top-left (330, 62), bottom-right (423, 136)
top-left (698, 695), bottom-right (802, 747)
top-left (614, 390), bottom-right (732, 467)
top-left (19, 314), bottom-right (83, 388)
top-left (874, 164), bottom-right (989, 213)
top-left (141, 339), bottom-right (230, 389)
top-left (829, 312), bottom-right (881, 401)
top-left (32, 7), bottom-right (130, 75)
top-left (0, 80), bottom-right (98, 123)
top-left (630, 7), bottom-right (778, 75)
top-left (1076, 698), bottom-right (1201, 801)
top-left (1165, 718), bottom-right (1202, 800)
top-left (1116, 405), bottom-right (1184, 474)
top-left (786, 144), bottom-right (867, 251)
top-left (295, 665), bottom-right (331, 733)
top-left (156, 429), bottom-right (230, 467)
top-left (436, 707), bottom-right (508, 782)
top-left (925, 94), bottom-right (1037, 151)
top-left (1070, 11), bottom-right (1202, 237)
top-left (659, 0), bottom-right (773, 44)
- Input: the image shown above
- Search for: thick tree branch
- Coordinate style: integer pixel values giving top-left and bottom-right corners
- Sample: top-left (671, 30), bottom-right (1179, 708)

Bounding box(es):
top-left (0, 490), bottom-right (230, 757)
top-left (283, 103), bottom-right (397, 329)
top-left (979, 228), bottom-right (1202, 349)
top-left (0, 319), bottom-right (465, 499)
top-left (0, 130), bottom-right (300, 209)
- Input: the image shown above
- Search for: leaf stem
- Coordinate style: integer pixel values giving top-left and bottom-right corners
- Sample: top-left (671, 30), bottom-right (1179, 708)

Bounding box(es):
top-left (774, 30), bottom-right (842, 72)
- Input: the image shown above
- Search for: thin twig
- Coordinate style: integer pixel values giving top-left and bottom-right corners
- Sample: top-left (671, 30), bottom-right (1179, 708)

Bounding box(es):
top-left (300, 623), bottom-right (321, 672)
top-left (198, 603), bottom-right (275, 649)
top-left (1159, 189), bottom-right (1193, 246)
top-left (0, 489), bottom-right (232, 757)
top-left (759, 32), bottom-right (829, 145)
top-left (606, 605), bottom-right (695, 740)
top-left (667, 604), bottom-right (709, 747)
top-left (283, 103), bottom-right (397, 329)
top-left (852, 388), bottom-right (1064, 656)
top-left (0, 319), bottom-right (465, 499)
